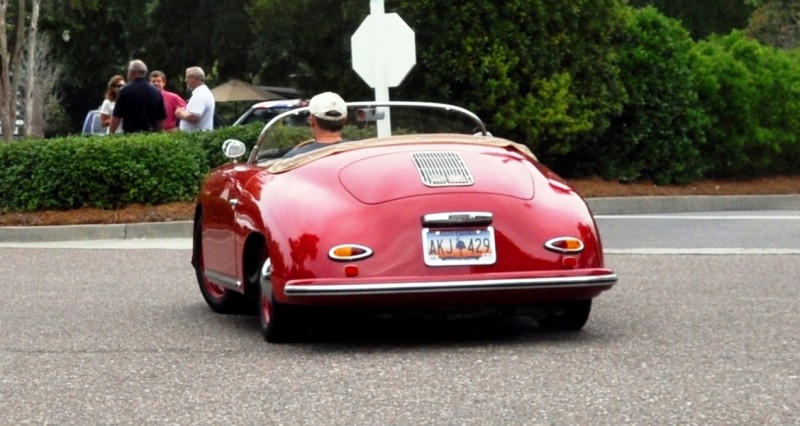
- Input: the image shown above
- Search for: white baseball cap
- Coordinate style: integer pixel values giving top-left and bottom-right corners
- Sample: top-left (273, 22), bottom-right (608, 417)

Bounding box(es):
top-left (309, 91), bottom-right (347, 121)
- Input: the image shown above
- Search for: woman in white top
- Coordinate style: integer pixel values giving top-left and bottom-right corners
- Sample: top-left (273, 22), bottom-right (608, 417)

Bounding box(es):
top-left (99, 75), bottom-right (125, 134)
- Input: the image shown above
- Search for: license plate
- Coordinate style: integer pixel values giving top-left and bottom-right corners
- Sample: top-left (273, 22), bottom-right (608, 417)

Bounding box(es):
top-left (422, 227), bottom-right (496, 266)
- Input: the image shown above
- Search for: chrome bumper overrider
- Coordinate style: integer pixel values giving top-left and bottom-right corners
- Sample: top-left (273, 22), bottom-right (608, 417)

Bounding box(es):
top-left (284, 274), bottom-right (617, 297)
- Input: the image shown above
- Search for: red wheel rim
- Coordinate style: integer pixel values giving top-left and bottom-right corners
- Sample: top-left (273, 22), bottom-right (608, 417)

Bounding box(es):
top-left (204, 280), bottom-right (227, 300)
top-left (260, 293), bottom-right (272, 328)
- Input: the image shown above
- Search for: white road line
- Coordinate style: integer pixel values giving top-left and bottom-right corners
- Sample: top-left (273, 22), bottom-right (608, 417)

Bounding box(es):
top-left (595, 215), bottom-right (800, 220)
top-left (0, 239), bottom-right (192, 250)
top-left (606, 248), bottom-right (800, 255)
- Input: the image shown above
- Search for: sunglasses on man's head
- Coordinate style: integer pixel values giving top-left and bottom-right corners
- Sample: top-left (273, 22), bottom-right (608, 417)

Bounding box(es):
top-left (114, 84), bottom-right (124, 88)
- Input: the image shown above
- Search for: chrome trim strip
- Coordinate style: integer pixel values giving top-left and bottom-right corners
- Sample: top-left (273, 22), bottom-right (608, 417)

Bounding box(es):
top-left (422, 211), bottom-right (493, 227)
top-left (284, 274), bottom-right (617, 296)
top-left (204, 269), bottom-right (241, 290)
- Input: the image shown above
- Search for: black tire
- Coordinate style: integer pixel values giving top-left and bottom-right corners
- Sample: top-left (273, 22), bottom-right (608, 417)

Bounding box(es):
top-left (537, 299), bottom-right (592, 332)
top-left (192, 211), bottom-right (250, 314)
top-left (257, 263), bottom-right (297, 343)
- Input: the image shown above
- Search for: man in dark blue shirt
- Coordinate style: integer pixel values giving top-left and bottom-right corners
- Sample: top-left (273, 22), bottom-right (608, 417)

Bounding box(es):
top-left (110, 60), bottom-right (167, 133)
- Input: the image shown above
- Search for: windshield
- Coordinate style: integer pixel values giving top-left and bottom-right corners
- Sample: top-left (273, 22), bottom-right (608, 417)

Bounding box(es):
top-left (250, 101), bottom-right (487, 163)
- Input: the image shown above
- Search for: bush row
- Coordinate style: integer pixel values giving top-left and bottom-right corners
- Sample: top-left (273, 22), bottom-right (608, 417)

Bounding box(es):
top-left (0, 124), bottom-right (263, 211)
top-left (391, 3), bottom-right (799, 184)
top-left (597, 9), bottom-right (800, 183)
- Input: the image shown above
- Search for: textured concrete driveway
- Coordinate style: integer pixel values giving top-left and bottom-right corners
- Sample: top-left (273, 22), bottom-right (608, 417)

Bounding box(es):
top-left (0, 248), bottom-right (797, 425)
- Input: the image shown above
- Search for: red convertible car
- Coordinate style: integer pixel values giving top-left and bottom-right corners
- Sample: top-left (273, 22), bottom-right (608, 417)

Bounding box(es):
top-left (192, 101), bottom-right (617, 342)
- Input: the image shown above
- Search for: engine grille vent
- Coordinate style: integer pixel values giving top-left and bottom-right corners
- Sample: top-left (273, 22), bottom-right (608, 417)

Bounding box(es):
top-left (412, 152), bottom-right (474, 187)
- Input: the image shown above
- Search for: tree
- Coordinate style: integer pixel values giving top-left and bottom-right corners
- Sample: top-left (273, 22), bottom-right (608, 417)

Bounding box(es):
top-left (249, 0), bottom-right (368, 97)
top-left (25, 32), bottom-right (64, 137)
top-left (36, 1), bottom-right (121, 132)
top-left (0, 0), bottom-right (28, 140)
top-left (392, 0), bottom-right (628, 173)
top-left (746, 0), bottom-right (800, 49)
top-left (249, 0), bottom-right (629, 174)
top-left (0, 0), bottom-right (61, 139)
top-left (39, 0), bottom-right (255, 131)
top-left (601, 7), bottom-right (706, 184)
top-left (692, 31), bottom-right (800, 177)
top-left (628, 0), bottom-right (754, 39)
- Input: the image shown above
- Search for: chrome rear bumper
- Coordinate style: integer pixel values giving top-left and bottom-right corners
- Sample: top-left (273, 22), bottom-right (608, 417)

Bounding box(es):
top-left (284, 273), bottom-right (617, 297)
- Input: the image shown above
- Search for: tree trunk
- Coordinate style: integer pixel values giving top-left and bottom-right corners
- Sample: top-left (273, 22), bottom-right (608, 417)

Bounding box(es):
top-left (10, 0), bottom-right (27, 139)
top-left (23, 0), bottom-right (39, 137)
top-left (0, 0), bottom-right (13, 141)
top-left (0, 0), bottom-right (32, 141)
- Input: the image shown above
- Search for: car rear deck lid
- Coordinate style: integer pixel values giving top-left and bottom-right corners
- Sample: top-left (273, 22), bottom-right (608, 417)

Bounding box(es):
top-left (338, 148), bottom-right (535, 204)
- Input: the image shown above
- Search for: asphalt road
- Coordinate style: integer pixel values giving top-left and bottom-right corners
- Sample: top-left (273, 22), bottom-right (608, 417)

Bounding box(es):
top-left (1, 239), bottom-right (798, 424)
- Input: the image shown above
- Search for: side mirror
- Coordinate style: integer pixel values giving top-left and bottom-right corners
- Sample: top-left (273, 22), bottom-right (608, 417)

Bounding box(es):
top-left (222, 139), bottom-right (247, 160)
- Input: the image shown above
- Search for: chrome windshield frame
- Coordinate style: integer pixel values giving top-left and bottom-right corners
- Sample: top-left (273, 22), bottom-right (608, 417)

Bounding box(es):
top-left (247, 101), bottom-right (488, 164)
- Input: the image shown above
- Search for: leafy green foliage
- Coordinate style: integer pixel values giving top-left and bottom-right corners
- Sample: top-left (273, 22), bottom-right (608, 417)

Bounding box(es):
top-left (692, 31), bottom-right (800, 177)
top-left (0, 125), bottom-right (263, 212)
top-left (248, 0), bottom-right (369, 97)
top-left (24, 0), bottom-right (800, 193)
top-left (601, 7), bottom-right (707, 184)
top-left (628, 0), bottom-right (754, 39)
top-left (173, 122), bottom-right (264, 169)
top-left (392, 0), bottom-right (628, 174)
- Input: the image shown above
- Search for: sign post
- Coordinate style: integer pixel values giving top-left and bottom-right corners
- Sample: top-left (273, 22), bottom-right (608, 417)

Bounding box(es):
top-left (351, 0), bottom-right (416, 137)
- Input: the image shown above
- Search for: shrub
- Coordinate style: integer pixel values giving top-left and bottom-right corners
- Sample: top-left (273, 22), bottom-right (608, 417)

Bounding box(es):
top-left (393, 0), bottom-right (629, 175)
top-left (0, 125), bottom-right (262, 212)
top-left (692, 31), bottom-right (800, 177)
top-left (600, 7), bottom-right (708, 184)
top-left (177, 122), bottom-right (264, 169)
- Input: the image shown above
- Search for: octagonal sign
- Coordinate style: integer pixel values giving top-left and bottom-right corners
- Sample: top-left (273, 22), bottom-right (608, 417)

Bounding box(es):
top-left (351, 13), bottom-right (416, 88)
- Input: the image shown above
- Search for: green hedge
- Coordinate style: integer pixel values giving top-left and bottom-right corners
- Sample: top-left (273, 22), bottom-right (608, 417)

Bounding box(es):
top-left (600, 7), bottom-right (707, 184)
top-left (0, 124), bottom-right (263, 212)
top-left (390, 2), bottom-right (799, 184)
top-left (693, 31), bottom-right (800, 178)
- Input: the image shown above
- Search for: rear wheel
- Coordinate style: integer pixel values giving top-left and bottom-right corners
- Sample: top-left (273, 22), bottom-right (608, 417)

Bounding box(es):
top-left (258, 259), bottom-right (297, 343)
top-left (192, 212), bottom-right (249, 313)
top-left (537, 299), bottom-right (592, 332)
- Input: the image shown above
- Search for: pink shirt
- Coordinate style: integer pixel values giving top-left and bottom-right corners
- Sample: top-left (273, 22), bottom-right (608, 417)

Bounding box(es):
top-left (161, 90), bottom-right (187, 130)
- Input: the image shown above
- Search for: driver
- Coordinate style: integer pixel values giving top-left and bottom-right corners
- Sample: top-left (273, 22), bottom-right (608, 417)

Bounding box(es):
top-left (282, 91), bottom-right (347, 158)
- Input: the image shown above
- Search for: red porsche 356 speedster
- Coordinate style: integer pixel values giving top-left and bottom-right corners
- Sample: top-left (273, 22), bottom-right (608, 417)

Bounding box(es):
top-left (192, 101), bottom-right (617, 342)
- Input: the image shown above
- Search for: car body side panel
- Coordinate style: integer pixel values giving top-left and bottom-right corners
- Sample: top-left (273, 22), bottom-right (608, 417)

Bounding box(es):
top-left (199, 164), bottom-right (263, 280)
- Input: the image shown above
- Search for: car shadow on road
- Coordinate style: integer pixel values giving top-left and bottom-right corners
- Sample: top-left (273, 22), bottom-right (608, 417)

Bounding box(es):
top-left (207, 306), bottom-right (605, 349)
top-left (310, 316), bottom-right (600, 349)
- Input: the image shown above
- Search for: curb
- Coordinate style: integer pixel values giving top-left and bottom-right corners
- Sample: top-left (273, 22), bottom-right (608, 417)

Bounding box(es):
top-left (0, 221), bottom-right (192, 243)
top-left (586, 194), bottom-right (800, 215)
top-left (0, 195), bottom-right (798, 243)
